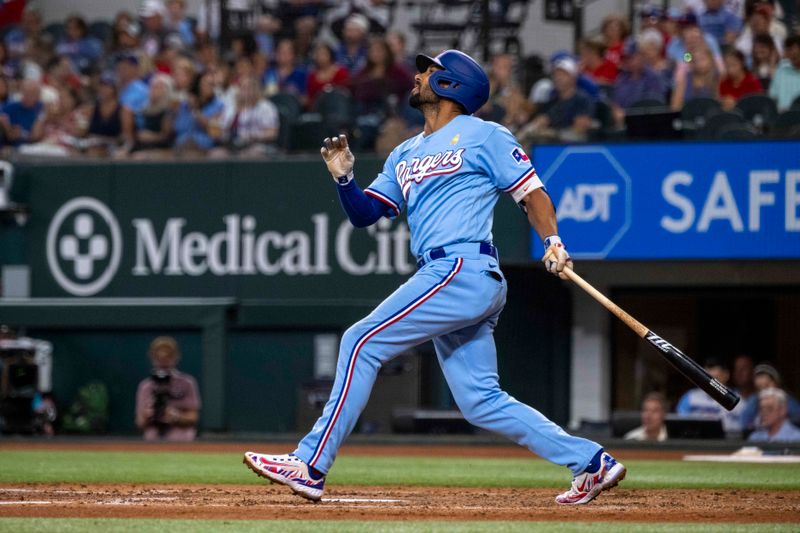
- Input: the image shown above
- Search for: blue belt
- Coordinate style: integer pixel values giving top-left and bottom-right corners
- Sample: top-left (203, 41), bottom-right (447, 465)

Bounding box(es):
top-left (416, 242), bottom-right (498, 269)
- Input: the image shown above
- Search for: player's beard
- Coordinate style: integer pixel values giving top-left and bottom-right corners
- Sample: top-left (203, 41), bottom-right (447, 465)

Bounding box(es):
top-left (409, 85), bottom-right (439, 109)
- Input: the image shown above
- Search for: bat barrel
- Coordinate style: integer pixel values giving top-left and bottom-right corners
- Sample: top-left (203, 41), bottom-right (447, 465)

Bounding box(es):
top-left (645, 330), bottom-right (740, 411)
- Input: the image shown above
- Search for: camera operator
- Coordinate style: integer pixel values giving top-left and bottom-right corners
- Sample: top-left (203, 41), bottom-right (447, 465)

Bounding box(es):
top-left (135, 336), bottom-right (200, 441)
top-left (0, 325), bottom-right (55, 435)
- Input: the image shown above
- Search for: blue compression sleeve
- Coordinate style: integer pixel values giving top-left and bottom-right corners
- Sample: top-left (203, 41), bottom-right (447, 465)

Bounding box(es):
top-left (336, 179), bottom-right (392, 228)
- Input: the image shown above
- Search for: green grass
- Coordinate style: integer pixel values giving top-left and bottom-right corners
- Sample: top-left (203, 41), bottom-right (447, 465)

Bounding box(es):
top-left (0, 520), bottom-right (796, 533)
top-left (0, 450), bottom-right (798, 490)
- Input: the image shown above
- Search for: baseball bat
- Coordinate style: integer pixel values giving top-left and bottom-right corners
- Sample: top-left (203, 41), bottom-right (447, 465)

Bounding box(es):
top-left (559, 265), bottom-right (740, 411)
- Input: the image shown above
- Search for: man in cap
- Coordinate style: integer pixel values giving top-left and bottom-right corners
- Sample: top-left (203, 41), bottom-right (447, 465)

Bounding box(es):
top-left (335, 13), bottom-right (370, 74)
top-left (523, 56), bottom-right (595, 142)
top-left (741, 363), bottom-right (800, 428)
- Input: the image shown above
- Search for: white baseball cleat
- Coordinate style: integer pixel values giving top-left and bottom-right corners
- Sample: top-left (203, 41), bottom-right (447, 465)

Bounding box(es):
top-left (555, 451), bottom-right (626, 505)
top-left (243, 451), bottom-right (325, 502)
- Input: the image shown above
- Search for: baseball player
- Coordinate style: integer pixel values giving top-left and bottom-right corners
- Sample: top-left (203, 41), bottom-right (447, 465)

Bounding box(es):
top-left (244, 49), bottom-right (626, 505)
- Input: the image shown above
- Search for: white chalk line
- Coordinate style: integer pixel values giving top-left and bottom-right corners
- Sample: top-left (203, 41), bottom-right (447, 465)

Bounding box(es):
top-left (323, 498), bottom-right (405, 503)
top-left (0, 501), bottom-right (52, 505)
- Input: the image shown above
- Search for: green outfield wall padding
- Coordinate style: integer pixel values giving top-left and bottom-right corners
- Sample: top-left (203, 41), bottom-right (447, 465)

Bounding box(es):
top-left (0, 159), bottom-right (568, 435)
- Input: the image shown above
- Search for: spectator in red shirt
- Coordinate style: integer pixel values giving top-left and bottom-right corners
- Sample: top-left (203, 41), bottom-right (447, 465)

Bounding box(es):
top-left (350, 37), bottom-right (413, 116)
top-left (719, 48), bottom-right (763, 110)
top-left (579, 37), bottom-right (618, 86)
top-left (0, 0), bottom-right (26, 29)
top-left (306, 41), bottom-right (349, 110)
top-left (601, 13), bottom-right (630, 67)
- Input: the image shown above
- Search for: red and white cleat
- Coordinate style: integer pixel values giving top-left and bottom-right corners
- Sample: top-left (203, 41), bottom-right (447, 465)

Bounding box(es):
top-left (243, 452), bottom-right (325, 502)
top-left (555, 452), bottom-right (626, 505)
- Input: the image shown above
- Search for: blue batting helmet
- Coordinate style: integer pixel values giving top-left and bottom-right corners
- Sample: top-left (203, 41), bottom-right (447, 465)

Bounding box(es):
top-left (415, 50), bottom-right (489, 115)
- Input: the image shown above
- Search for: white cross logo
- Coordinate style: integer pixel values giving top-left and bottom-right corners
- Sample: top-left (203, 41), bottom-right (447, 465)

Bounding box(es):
top-left (46, 197), bottom-right (122, 296)
top-left (59, 214), bottom-right (109, 280)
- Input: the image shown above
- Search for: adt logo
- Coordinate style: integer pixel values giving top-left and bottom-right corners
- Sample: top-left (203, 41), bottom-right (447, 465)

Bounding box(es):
top-left (540, 147), bottom-right (631, 258)
top-left (46, 197), bottom-right (122, 296)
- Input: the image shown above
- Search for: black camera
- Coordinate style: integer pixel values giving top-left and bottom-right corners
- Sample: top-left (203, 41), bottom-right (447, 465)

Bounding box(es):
top-left (149, 370), bottom-right (173, 435)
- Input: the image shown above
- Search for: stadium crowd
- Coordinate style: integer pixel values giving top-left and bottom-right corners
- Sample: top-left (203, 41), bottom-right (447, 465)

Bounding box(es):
top-left (0, 0), bottom-right (798, 158)
top-left (625, 355), bottom-right (800, 443)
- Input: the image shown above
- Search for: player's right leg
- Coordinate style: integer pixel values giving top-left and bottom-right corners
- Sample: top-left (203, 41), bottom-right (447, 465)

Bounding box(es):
top-left (433, 322), bottom-right (626, 505)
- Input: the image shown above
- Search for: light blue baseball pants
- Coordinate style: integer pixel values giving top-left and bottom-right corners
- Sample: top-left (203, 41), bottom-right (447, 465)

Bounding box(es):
top-left (294, 243), bottom-right (601, 475)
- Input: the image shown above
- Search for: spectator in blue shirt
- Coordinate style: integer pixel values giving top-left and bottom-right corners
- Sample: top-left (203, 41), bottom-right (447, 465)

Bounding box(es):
top-left (4, 7), bottom-right (43, 68)
top-left (174, 71), bottom-right (225, 153)
top-left (55, 15), bottom-right (104, 75)
top-left (165, 0), bottom-right (195, 48)
top-left (611, 38), bottom-right (667, 127)
top-left (741, 363), bottom-right (800, 428)
top-left (699, 0), bottom-right (744, 47)
top-left (263, 39), bottom-right (307, 101)
top-left (115, 53), bottom-right (149, 153)
top-left (335, 14), bottom-right (369, 75)
top-left (676, 358), bottom-right (743, 432)
top-left (747, 388), bottom-right (800, 442)
top-left (0, 78), bottom-right (44, 147)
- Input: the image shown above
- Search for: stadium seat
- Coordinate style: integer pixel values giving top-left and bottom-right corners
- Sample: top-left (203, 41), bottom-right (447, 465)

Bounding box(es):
top-left (735, 94), bottom-right (778, 134)
top-left (590, 99), bottom-right (613, 140)
top-left (680, 97), bottom-right (722, 136)
top-left (289, 113), bottom-right (322, 152)
top-left (270, 92), bottom-right (303, 124)
top-left (274, 109), bottom-right (293, 151)
top-left (699, 110), bottom-right (746, 139)
top-left (290, 113), bottom-right (347, 152)
top-left (715, 122), bottom-right (758, 140)
top-left (629, 98), bottom-right (666, 109)
top-left (351, 114), bottom-right (383, 152)
top-left (312, 88), bottom-right (355, 131)
top-left (771, 110), bottom-right (800, 138)
top-left (43, 22), bottom-right (65, 42)
top-left (88, 20), bottom-right (113, 43)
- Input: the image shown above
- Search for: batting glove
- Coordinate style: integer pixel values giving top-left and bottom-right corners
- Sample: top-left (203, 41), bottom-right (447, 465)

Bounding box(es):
top-left (321, 134), bottom-right (355, 185)
top-left (541, 235), bottom-right (573, 280)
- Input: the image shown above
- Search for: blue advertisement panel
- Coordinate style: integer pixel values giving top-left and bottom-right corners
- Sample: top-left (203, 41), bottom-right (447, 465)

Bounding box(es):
top-left (531, 141), bottom-right (800, 259)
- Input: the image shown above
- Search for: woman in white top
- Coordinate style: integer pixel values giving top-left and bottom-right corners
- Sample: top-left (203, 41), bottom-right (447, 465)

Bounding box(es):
top-left (624, 392), bottom-right (669, 442)
top-left (214, 76), bottom-right (278, 158)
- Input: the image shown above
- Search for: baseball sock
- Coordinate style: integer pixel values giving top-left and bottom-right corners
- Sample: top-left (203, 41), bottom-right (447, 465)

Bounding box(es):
top-left (585, 449), bottom-right (604, 473)
top-left (308, 466), bottom-right (324, 480)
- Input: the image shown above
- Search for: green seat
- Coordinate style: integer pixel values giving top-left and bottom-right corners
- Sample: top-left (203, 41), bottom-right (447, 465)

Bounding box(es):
top-left (735, 95), bottom-right (778, 133)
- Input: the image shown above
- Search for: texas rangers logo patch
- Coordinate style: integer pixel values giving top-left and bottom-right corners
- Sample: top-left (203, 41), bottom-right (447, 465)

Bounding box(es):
top-left (511, 147), bottom-right (529, 164)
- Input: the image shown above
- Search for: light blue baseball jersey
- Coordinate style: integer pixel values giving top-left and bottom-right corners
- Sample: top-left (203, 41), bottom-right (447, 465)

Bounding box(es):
top-left (363, 115), bottom-right (543, 257)
top-left (295, 113), bottom-right (603, 479)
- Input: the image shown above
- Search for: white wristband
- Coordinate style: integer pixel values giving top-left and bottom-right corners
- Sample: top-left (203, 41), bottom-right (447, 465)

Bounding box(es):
top-left (543, 235), bottom-right (562, 252)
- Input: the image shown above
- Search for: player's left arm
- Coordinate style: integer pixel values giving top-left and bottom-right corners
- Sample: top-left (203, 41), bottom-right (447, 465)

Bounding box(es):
top-left (522, 189), bottom-right (573, 280)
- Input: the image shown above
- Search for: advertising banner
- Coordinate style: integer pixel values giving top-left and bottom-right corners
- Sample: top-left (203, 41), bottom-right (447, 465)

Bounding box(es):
top-left (26, 160), bottom-right (417, 298)
top-left (532, 141), bottom-right (800, 259)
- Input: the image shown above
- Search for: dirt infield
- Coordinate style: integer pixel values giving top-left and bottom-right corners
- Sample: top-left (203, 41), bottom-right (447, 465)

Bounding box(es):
top-left (1, 483), bottom-right (799, 522)
top-left (1, 441), bottom-right (798, 522)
